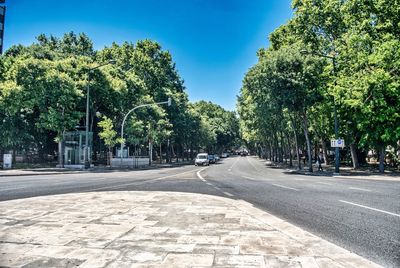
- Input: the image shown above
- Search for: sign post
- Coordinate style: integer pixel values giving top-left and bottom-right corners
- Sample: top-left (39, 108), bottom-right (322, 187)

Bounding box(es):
top-left (3, 153), bottom-right (12, 169)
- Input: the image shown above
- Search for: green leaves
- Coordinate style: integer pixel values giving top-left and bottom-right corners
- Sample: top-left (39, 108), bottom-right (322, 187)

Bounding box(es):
top-left (238, 0), bottom-right (400, 170)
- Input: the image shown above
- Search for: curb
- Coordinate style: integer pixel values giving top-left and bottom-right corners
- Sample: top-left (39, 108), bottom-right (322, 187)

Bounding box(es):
top-left (0, 162), bottom-right (193, 177)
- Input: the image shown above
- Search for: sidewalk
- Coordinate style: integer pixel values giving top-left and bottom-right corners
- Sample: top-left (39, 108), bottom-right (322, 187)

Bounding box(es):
top-left (260, 159), bottom-right (400, 181)
top-left (0, 161), bottom-right (193, 177)
top-left (0, 191), bottom-right (381, 268)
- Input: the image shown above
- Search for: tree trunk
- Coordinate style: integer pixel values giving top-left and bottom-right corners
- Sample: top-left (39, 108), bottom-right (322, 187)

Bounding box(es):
top-left (350, 143), bottom-right (360, 169)
top-left (149, 140), bottom-right (153, 166)
top-left (286, 133), bottom-right (293, 167)
top-left (171, 144), bottom-right (176, 162)
top-left (280, 131), bottom-right (284, 163)
top-left (107, 147), bottom-right (112, 166)
top-left (301, 113), bottom-right (313, 172)
top-left (274, 133), bottom-right (279, 162)
top-left (379, 145), bottom-right (385, 173)
top-left (160, 143), bottom-right (162, 164)
top-left (12, 149), bottom-right (16, 165)
top-left (290, 118), bottom-right (301, 170)
top-left (321, 139), bottom-right (329, 165)
top-left (58, 140), bottom-right (64, 168)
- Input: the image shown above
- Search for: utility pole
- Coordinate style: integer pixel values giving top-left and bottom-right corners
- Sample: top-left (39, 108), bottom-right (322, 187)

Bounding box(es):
top-left (120, 98), bottom-right (171, 167)
top-left (84, 60), bottom-right (115, 169)
top-left (0, 0), bottom-right (6, 54)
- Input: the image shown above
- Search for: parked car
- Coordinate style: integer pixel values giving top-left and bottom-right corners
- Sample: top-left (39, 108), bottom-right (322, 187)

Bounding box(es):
top-left (221, 153), bottom-right (228, 158)
top-left (208, 154), bottom-right (216, 164)
top-left (214, 155), bottom-right (220, 162)
top-left (195, 153), bottom-right (209, 166)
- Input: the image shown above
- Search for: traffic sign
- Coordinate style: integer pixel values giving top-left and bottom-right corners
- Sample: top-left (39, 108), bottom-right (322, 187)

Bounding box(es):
top-left (331, 139), bottom-right (345, 148)
top-left (3, 153), bottom-right (11, 169)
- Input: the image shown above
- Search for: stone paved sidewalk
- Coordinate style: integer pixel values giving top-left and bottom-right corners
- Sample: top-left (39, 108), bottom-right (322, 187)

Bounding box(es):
top-left (0, 191), bottom-right (381, 268)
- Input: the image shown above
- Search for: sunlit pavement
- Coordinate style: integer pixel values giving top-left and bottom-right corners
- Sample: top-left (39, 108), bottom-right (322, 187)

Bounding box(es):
top-left (0, 191), bottom-right (381, 268)
top-left (0, 156), bottom-right (399, 267)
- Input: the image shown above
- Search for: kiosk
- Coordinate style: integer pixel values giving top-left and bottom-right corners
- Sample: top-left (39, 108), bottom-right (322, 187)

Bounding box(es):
top-left (63, 131), bottom-right (92, 168)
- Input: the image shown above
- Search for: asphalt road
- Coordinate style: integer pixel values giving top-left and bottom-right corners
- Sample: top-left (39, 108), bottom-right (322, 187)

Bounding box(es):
top-left (0, 156), bottom-right (399, 267)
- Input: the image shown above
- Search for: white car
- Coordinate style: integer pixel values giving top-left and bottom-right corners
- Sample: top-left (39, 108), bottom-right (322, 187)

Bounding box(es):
top-left (195, 153), bottom-right (209, 166)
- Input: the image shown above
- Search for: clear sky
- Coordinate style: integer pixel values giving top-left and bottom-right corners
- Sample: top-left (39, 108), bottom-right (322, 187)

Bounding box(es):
top-left (4, 0), bottom-right (293, 111)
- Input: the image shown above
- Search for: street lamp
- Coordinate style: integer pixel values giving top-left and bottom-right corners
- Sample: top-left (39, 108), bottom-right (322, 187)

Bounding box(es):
top-left (84, 59), bottom-right (116, 169)
top-left (119, 97), bottom-right (171, 167)
top-left (301, 50), bottom-right (340, 174)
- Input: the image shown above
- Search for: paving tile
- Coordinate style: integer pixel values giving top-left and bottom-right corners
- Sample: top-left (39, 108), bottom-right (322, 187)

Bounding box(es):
top-left (161, 253), bottom-right (214, 267)
top-left (214, 254), bottom-right (266, 267)
top-left (0, 191), bottom-right (382, 268)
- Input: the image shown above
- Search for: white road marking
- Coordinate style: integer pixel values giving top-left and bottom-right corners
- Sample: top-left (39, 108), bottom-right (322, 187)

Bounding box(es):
top-left (196, 168), bottom-right (234, 197)
top-left (91, 168), bottom-right (202, 191)
top-left (271, 183), bottom-right (299, 191)
top-left (242, 175), bottom-right (258, 180)
top-left (349, 187), bottom-right (371, 192)
top-left (0, 177), bottom-right (112, 192)
top-left (228, 157), bottom-right (241, 172)
top-left (316, 182), bottom-right (332, 185)
top-left (241, 175), bottom-right (272, 181)
top-left (339, 200), bottom-right (400, 218)
top-left (294, 178), bottom-right (306, 181)
top-left (246, 156), bottom-right (260, 172)
top-left (196, 168), bottom-right (208, 182)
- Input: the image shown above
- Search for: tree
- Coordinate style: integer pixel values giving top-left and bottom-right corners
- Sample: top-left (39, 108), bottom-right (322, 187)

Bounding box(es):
top-left (98, 116), bottom-right (121, 166)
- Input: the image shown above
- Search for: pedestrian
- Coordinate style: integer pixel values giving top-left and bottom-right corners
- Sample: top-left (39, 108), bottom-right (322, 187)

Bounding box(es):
top-left (317, 153), bottom-right (323, 171)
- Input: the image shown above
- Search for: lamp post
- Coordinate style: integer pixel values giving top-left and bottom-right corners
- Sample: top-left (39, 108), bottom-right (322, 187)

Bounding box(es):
top-left (84, 60), bottom-right (116, 169)
top-left (301, 50), bottom-right (340, 173)
top-left (119, 98), bottom-right (171, 167)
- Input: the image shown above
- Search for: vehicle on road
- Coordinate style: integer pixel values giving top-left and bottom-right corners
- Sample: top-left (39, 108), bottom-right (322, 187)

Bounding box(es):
top-left (208, 154), bottom-right (216, 164)
top-left (195, 153), bottom-right (209, 166)
top-left (240, 151), bottom-right (248, 156)
top-left (214, 155), bottom-right (220, 162)
top-left (221, 153), bottom-right (228, 158)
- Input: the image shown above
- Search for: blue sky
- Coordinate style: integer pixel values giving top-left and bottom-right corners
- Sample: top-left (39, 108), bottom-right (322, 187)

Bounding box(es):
top-left (5, 0), bottom-right (293, 111)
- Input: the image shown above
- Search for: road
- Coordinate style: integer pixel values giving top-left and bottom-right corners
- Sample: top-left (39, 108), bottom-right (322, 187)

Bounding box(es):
top-left (0, 156), bottom-right (399, 267)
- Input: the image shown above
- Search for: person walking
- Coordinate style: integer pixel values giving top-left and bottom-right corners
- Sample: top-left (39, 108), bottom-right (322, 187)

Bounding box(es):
top-left (317, 153), bottom-right (324, 171)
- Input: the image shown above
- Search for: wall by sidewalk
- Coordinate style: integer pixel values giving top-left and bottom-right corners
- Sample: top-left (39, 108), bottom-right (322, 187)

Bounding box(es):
top-left (111, 157), bottom-right (150, 168)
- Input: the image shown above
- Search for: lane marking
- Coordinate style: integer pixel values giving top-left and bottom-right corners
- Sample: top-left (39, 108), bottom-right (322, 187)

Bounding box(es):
top-left (90, 168), bottom-right (202, 191)
top-left (241, 175), bottom-right (272, 181)
top-left (0, 177), bottom-right (112, 192)
top-left (316, 182), bottom-right (332, 185)
top-left (228, 157), bottom-right (241, 172)
top-left (339, 200), bottom-right (400, 218)
top-left (294, 178), bottom-right (306, 181)
top-left (246, 156), bottom-right (260, 172)
top-left (196, 168), bottom-right (208, 182)
top-left (242, 175), bottom-right (258, 181)
top-left (349, 187), bottom-right (371, 192)
top-left (271, 183), bottom-right (299, 191)
top-left (196, 167), bottom-right (234, 197)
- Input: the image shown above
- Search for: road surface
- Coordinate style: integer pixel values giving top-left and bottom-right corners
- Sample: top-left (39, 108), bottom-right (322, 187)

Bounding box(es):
top-left (0, 156), bottom-right (399, 267)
